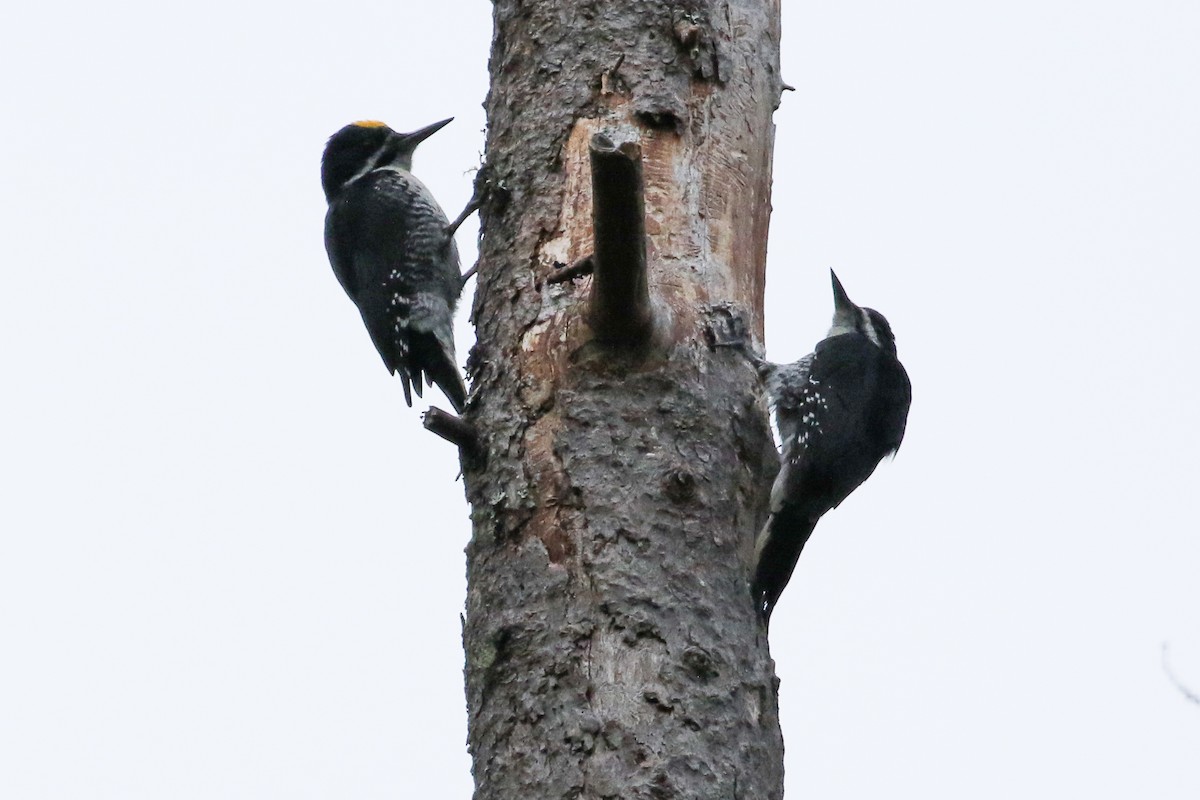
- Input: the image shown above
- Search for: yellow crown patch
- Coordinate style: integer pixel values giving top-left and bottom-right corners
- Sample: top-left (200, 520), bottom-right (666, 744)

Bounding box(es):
top-left (352, 120), bottom-right (389, 128)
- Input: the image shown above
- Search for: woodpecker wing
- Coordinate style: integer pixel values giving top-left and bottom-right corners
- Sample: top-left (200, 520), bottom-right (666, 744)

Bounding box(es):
top-left (759, 354), bottom-right (813, 452)
top-left (324, 169), bottom-right (467, 412)
top-left (779, 333), bottom-right (909, 517)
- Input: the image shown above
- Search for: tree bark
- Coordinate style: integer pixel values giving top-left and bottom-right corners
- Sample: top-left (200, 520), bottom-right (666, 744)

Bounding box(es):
top-left (462, 1), bottom-right (785, 797)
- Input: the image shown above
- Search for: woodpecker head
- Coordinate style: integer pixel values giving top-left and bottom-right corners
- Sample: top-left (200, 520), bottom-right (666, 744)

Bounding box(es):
top-left (321, 117), bottom-right (453, 202)
top-left (826, 270), bottom-right (898, 356)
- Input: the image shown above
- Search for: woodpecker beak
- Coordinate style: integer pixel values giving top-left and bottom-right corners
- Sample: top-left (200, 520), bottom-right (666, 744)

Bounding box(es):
top-left (830, 269), bottom-right (854, 310)
top-left (830, 269), bottom-right (859, 324)
top-left (402, 117), bottom-right (454, 146)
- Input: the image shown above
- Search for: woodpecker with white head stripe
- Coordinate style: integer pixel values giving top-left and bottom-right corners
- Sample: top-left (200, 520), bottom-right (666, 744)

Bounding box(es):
top-left (321, 118), bottom-right (468, 412)
top-left (748, 270), bottom-right (911, 624)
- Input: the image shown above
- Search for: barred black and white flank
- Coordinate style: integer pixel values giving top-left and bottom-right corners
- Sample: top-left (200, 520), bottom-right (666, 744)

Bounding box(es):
top-left (321, 119), bottom-right (468, 412)
top-left (751, 271), bottom-right (911, 623)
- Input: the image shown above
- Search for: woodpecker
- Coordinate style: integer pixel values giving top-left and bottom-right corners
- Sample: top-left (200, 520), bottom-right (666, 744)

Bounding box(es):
top-left (321, 118), bottom-right (468, 412)
top-left (748, 271), bottom-right (911, 623)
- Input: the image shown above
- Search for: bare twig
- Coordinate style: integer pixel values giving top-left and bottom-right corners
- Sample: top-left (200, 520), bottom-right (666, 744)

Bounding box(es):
top-left (600, 54), bottom-right (625, 95)
top-left (587, 133), bottom-right (653, 346)
top-left (423, 406), bottom-right (480, 455)
top-left (1162, 643), bottom-right (1200, 705)
top-left (547, 255), bottom-right (595, 285)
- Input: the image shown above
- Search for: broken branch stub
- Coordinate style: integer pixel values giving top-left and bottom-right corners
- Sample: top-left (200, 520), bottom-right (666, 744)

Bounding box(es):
top-left (423, 406), bottom-right (480, 456)
top-left (587, 133), bottom-right (653, 346)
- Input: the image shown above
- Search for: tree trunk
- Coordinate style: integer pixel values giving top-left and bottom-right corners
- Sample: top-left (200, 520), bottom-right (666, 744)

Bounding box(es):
top-left (462, 1), bottom-right (785, 797)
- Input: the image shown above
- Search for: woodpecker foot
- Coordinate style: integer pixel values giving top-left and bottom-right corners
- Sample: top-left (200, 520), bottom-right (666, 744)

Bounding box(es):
top-left (446, 165), bottom-right (505, 241)
top-left (446, 198), bottom-right (482, 240)
top-left (705, 304), bottom-right (751, 350)
top-left (706, 305), bottom-right (769, 371)
top-left (547, 255), bottom-right (595, 285)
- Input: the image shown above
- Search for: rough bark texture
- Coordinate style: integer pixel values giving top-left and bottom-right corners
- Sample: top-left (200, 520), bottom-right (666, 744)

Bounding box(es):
top-left (462, 1), bottom-right (785, 797)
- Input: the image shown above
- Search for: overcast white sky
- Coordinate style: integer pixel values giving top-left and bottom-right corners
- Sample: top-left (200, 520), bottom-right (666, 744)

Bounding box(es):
top-left (3, 1), bottom-right (1198, 797)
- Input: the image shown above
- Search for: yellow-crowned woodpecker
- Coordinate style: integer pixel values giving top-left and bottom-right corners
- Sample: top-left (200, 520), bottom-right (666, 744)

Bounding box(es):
top-left (321, 119), bottom-right (468, 412)
top-left (751, 271), bottom-right (911, 623)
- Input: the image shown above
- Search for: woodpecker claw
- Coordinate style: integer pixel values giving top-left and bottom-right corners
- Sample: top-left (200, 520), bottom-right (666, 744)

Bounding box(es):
top-left (445, 196), bottom-right (482, 240)
top-left (446, 164), bottom-right (503, 241)
top-left (706, 306), bottom-right (751, 350)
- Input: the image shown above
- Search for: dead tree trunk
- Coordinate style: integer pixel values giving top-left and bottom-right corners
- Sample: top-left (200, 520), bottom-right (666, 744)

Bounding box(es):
top-left (460, 1), bottom-right (786, 797)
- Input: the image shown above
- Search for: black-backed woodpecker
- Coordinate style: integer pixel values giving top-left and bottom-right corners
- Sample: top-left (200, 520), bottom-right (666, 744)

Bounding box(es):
top-left (321, 119), bottom-right (468, 412)
top-left (749, 271), bottom-right (911, 623)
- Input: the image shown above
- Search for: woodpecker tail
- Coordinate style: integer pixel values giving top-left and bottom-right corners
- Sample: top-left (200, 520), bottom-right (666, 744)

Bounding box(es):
top-left (394, 328), bottom-right (464, 414)
top-left (419, 341), bottom-right (468, 414)
top-left (751, 509), bottom-right (818, 626)
top-left (397, 292), bottom-right (468, 414)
